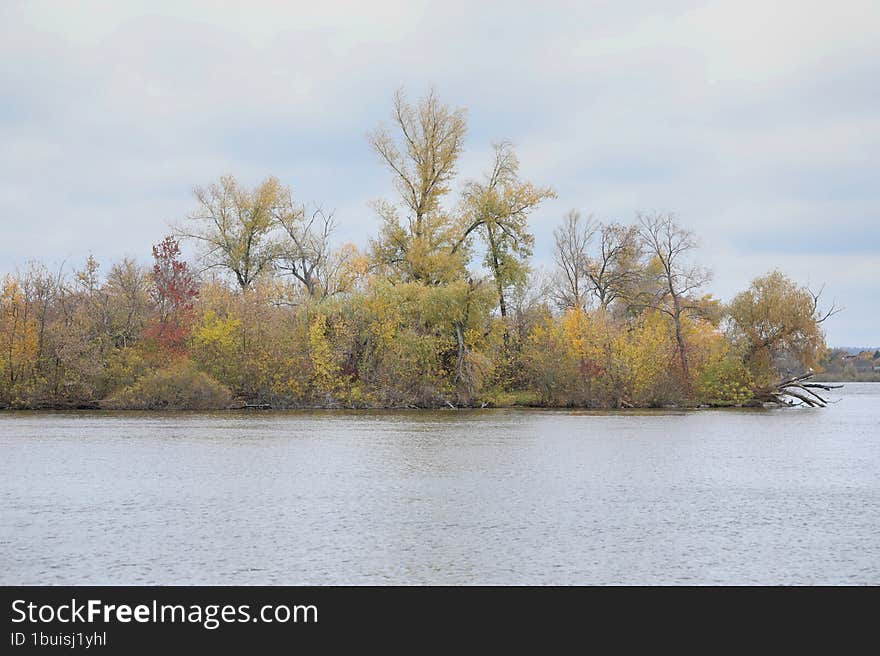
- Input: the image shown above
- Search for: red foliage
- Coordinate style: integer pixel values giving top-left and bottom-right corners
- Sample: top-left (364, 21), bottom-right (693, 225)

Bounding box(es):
top-left (579, 358), bottom-right (605, 379)
top-left (145, 236), bottom-right (199, 353)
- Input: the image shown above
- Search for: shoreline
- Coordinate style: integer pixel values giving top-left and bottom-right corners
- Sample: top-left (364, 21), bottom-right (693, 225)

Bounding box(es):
top-left (0, 402), bottom-right (794, 413)
top-left (2, 381), bottom-right (863, 413)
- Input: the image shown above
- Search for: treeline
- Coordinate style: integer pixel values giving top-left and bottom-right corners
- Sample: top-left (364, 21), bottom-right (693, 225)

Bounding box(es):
top-left (815, 349), bottom-right (880, 382)
top-left (0, 91), bottom-right (837, 410)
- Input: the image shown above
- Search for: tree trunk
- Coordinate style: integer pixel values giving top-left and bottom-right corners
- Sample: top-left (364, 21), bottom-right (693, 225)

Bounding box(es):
top-left (454, 321), bottom-right (465, 384)
top-left (487, 227), bottom-right (507, 319)
top-left (672, 299), bottom-right (690, 387)
top-left (756, 373), bottom-right (842, 407)
top-left (497, 276), bottom-right (507, 319)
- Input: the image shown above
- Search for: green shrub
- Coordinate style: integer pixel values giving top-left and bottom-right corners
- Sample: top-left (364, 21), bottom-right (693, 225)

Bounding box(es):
top-left (102, 363), bottom-right (232, 410)
top-left (696, 357), bottom-right (754, 406)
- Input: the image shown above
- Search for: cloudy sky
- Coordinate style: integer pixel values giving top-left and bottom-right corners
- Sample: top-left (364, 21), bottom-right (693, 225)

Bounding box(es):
top-left (1, 0), bottom-right (877, 345)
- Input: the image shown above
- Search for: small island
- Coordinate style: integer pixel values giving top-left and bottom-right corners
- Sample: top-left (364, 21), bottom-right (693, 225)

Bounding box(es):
top-left (0, 92), bottom-right (849, 412)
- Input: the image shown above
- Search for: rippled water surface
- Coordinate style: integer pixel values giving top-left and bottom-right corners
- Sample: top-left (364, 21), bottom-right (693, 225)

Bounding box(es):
top-left (2, 384), bottom-right (879, 584)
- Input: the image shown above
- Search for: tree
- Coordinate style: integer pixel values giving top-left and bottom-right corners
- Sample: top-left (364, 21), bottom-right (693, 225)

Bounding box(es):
top-left (586, 222), bottom-right (641, 310)
top-left (41, 260), bottom-right (104, 404)
top-left (458, 142), bottom-right (554, 318)
top-left (369, 89), bottom-right (468, 284)
top-left (104, 258), bottom-right (151, 349)
top-left (71, 254), bottom-right (114, 362)
top-left (274, 197), bottom-right (333, 298)
top-left (74, 255), bottom-right (101, 294)
top-left (637, 212), bottom-right (711, 387)
top-left (309, 314), bottom-right (340, 395)
top-left (180, 175), bottom-right (283, 291)
top-left (726, 270), bottom-right (839, 383)
top-left (523, 312), bottom-right (582, 405)
top-left (0, 276), bottom-right (39, 398)
top-left (19, 262), bottom-right (62, 376)
top-left (318, 243), bottom-right (367, 299)
top-left (553, 211), bottom-right (595, 312)
top-left (274, 199), bottom-right (359, 300)
top-left (614, 309), bottom-right (677, 406)
top-left (148, 236), bottom-right (199, 353)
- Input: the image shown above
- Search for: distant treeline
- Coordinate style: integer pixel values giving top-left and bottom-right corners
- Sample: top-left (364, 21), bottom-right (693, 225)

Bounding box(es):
top-left (814, 349), bottom-right (880, 382)
top-left (0, 92), bottom-right (839, 410)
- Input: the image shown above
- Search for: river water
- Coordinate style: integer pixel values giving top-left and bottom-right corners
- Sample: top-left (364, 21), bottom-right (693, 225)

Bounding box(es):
top-left (1, 384), bottom-right (878, 585)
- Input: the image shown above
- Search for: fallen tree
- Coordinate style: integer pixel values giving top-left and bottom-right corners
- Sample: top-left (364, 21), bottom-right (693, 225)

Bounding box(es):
top-left (755, 372), bottom-right (842, 407)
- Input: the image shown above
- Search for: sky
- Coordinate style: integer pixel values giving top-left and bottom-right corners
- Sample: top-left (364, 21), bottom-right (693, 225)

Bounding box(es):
top-left (1, 0), bottom-right (877, 345)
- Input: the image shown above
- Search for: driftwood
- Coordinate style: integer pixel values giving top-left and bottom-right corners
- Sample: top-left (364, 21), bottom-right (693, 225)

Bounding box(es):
top-left (756, 372), bottom-right (842, 408)
top-left (230, 403), bottom-right (272, 410)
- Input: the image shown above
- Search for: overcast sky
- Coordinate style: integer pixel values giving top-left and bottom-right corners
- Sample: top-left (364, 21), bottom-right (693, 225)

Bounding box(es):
top-left (1, 0), bottom-right (877, 345)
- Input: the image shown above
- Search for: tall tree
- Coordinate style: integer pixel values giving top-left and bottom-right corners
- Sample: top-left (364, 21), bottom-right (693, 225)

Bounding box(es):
top-left (637, 212), bottom-right (711, 387)
top-left (369, 89), bottom-right (468, 284)
top-left (553, 211), bottom-right (595, 312)
top-left (180, 175), bottom-right (283, 291)
top-left (586, 222), bottom-right (642, 310)
top-left (457, 142), bottom-right (554, 318)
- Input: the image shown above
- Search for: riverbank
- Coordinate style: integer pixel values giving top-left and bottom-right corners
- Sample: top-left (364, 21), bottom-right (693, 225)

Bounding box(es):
top-left (0, 377), bottom-right (852, 412)
top-left (0, 397), bottom-right (800, 412)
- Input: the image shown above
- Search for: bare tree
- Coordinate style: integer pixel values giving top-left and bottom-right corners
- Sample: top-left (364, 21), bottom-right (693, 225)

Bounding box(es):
top-left (20, 261), bottom-right (64, 373)
top-left (509, 267), bottom-right (554, 342)
top-left (105, 258), bottom-right (151, 348)
top-left (807, 283), bottom-right (842, 325)
top-left (637, 212), bottom-right (711, 385)
top-left (316, 243), bottom-right (362, 299)
top-left (587, 222), bottom-right (642, 310)
top-left (274, 197), bottom-right (336, 299)
top-left (552, 211), bottom-right (595, 311)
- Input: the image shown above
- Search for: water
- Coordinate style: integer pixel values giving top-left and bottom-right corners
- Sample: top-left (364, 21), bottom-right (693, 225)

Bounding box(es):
top-left (1, 384), bottom-right (878, 585)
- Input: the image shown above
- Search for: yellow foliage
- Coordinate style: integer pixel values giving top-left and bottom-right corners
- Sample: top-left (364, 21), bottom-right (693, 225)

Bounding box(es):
top-left (727, 270), bottom-right (828, 384)
top-left (309, 314), bottom-right (339, 394)
top-left (614, 310), bottom-right (674, 405)
top-left (195, 310), bottom-right (240, 353)
top-left (0, 277), bottom-right (40, 402)
top-left (192, 310), bottom-right (241, 384)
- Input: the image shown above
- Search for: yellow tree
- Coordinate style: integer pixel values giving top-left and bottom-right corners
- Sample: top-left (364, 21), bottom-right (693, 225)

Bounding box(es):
top-left (0, 276), bottom-right (40, 402)
top-left (726, 270), bottom-right (838, 384)
top-left (192, 309), bottom-right (241, 386)
top-left (614, 309), bottom-right (674, 406)
top-left (309, 314), bottom-right (340, 395)
top-left (369, 89), bottom-right (468, 284)
top-left (457, 142), bottom-right (555, 319)
top-left (179, 175), bottom-right (284, 291)
top-left (523, 312), bottom-right (579, 404)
